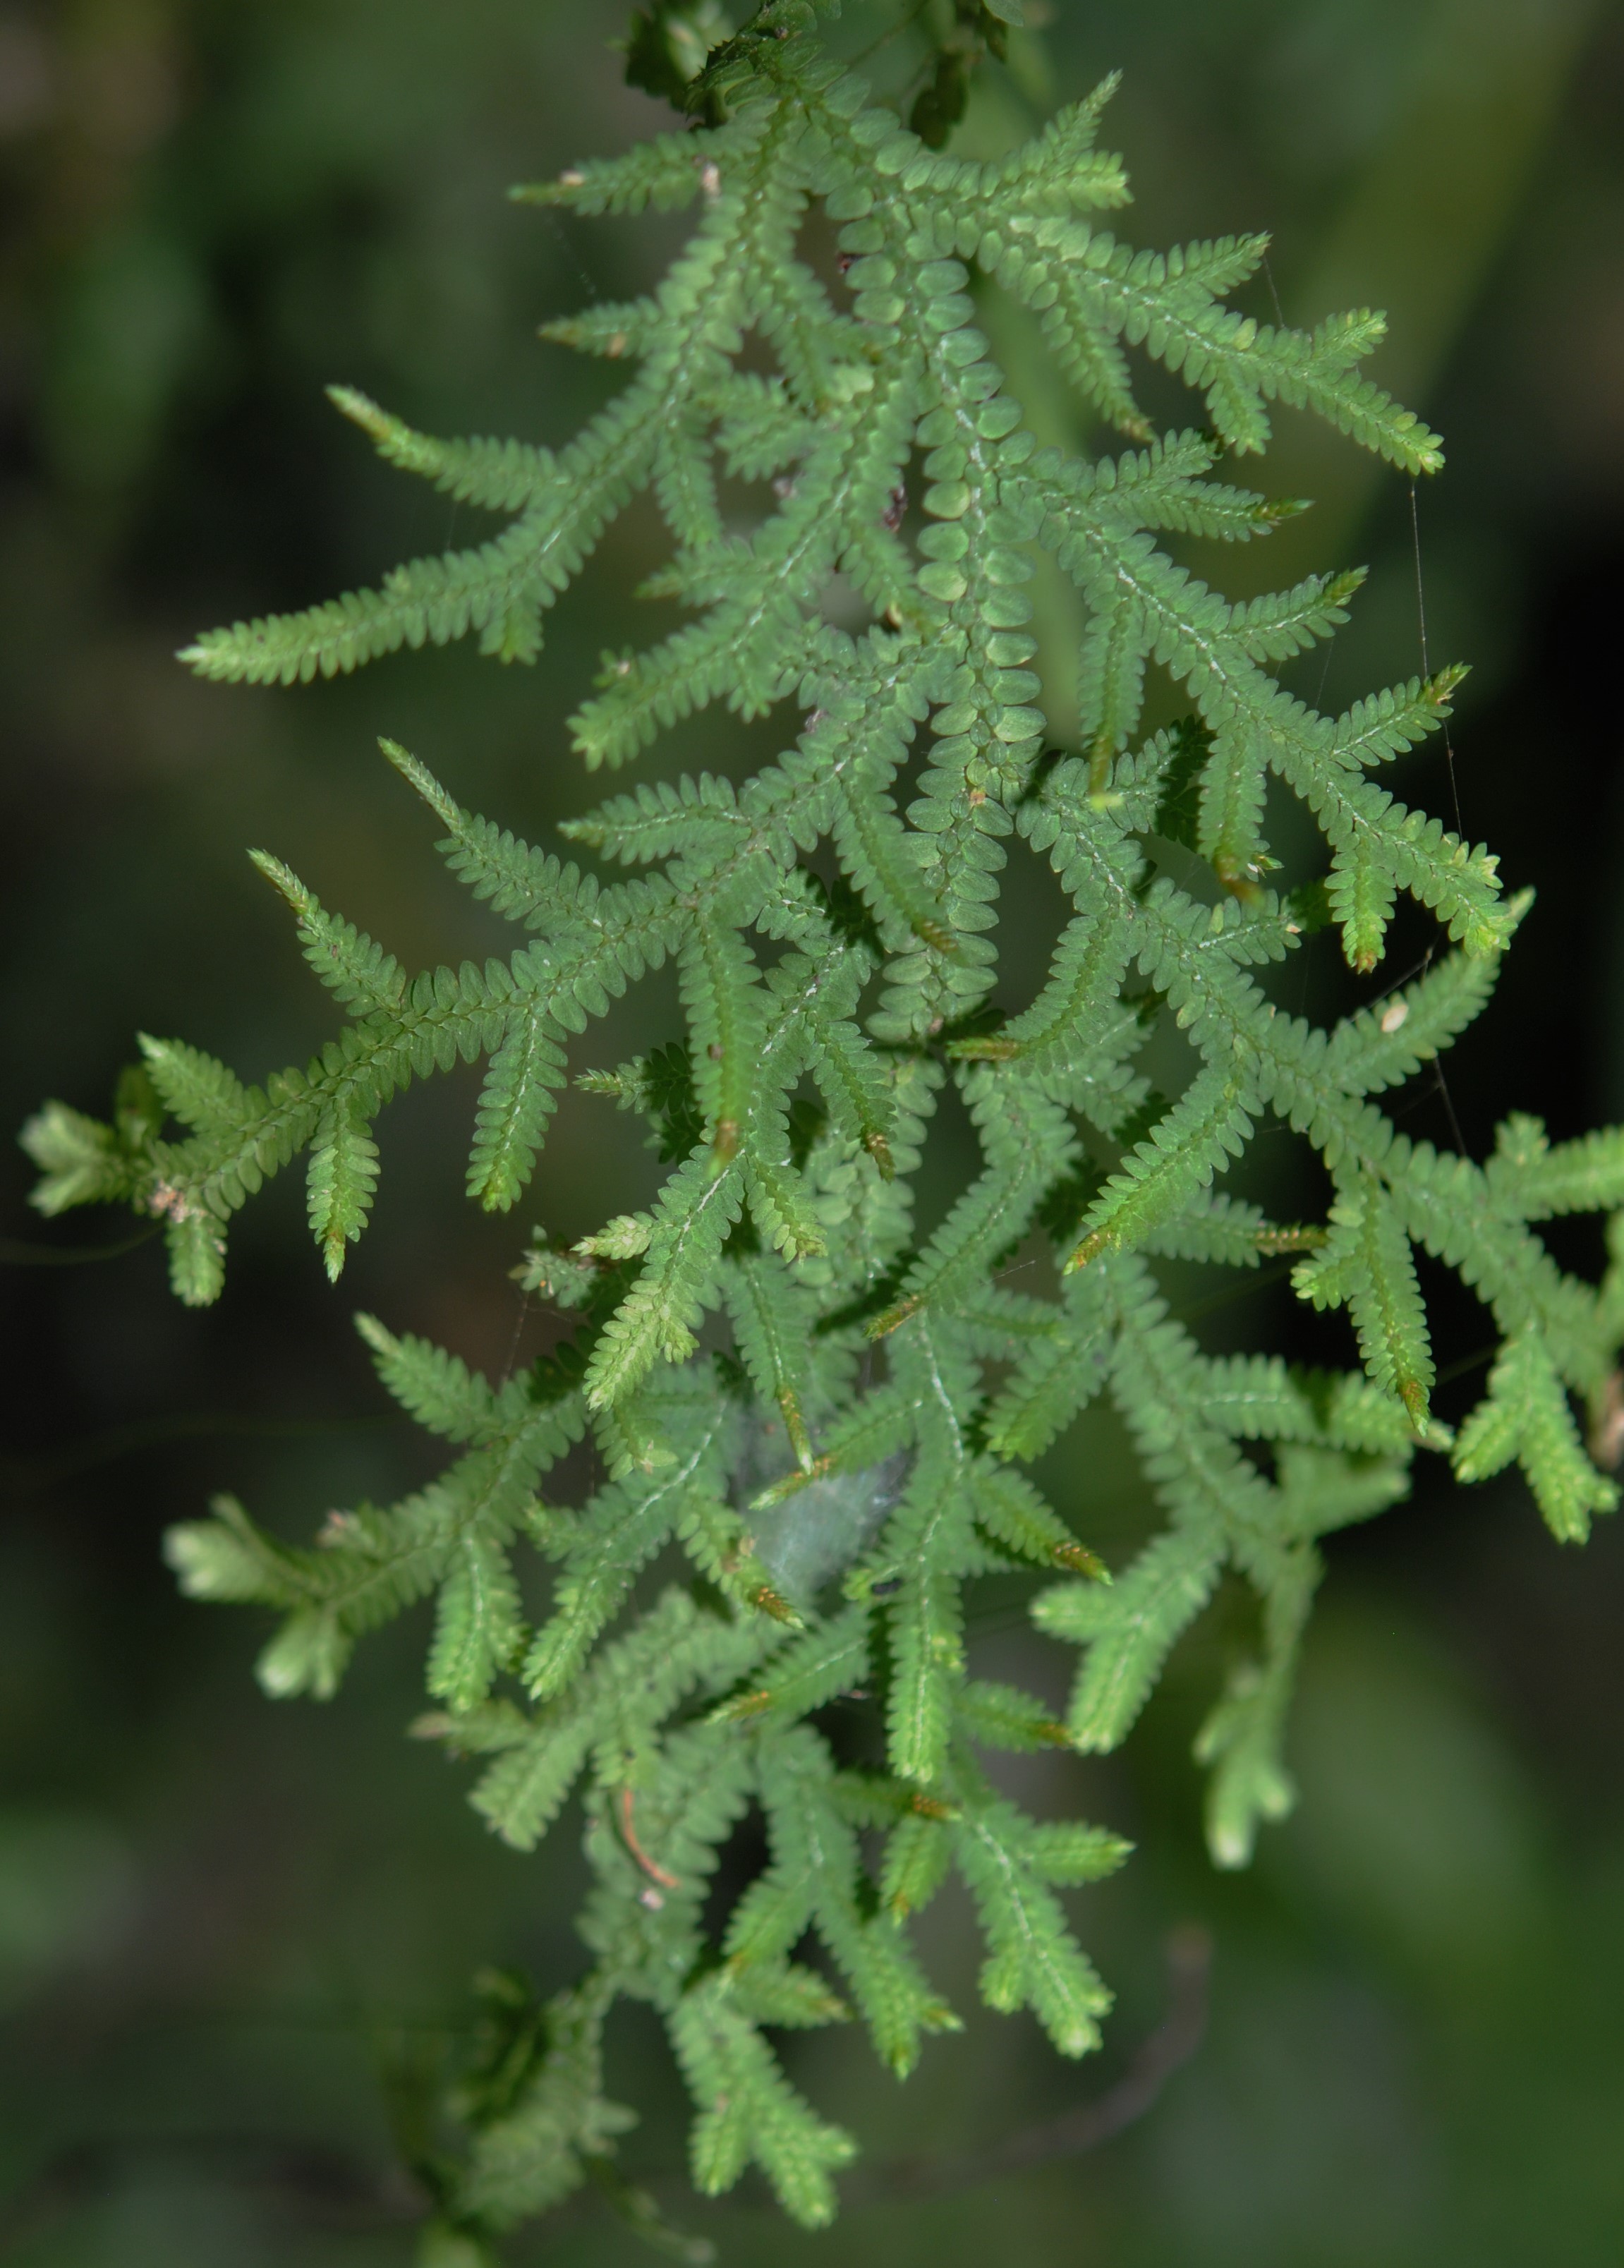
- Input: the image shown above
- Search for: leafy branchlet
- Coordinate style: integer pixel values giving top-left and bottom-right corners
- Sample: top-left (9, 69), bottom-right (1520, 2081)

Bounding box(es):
top-left (23, 0), bottom-right (1624, 2246)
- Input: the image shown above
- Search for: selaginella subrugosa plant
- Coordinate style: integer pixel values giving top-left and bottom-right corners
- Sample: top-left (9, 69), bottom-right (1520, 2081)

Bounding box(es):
top-left (23, 0), bottom-right (1624, 2251)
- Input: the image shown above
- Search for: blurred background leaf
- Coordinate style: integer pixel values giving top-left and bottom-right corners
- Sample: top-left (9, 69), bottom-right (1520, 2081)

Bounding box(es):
top-left (2, 1), bottom-right (1623, 2262)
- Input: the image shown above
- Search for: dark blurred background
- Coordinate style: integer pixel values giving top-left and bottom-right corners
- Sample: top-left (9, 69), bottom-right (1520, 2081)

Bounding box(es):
top-left (3, 1), bottom-right (1623, 2262)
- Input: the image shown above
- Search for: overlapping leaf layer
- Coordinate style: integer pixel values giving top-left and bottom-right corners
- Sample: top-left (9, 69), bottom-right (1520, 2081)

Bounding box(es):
top-left (25, 0), bottom-right (1624, 2242)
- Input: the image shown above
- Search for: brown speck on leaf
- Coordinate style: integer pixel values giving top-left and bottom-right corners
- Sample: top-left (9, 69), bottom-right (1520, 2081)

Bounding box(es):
top-left (883, 484), bottom-right (907, 532)
top-left (605, 332), bottom-right (627, 358)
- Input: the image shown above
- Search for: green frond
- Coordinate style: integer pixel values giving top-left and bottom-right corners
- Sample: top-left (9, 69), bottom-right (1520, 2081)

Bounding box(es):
top-left (1036, 1525), bottom-right (1224, 1751)
top-left (428, 1533), bottom-right (526, 1712)
top-left (306, 1101), bottom-right (379, 1280)
top-left (982, 1265), bottom-right (1116, 1462)
top-left (722, 1258), bottom-right (818, 1472)
top-left (355, 1313), bottom-right (525, 1445)
top-left (466, 1007), bottom-right (570, 1213)
top-left (1453, 1326), bottom-right (1618, 1543)
top-left (512, 130), bottom-right (710, 216)
top-left (1194, 1542), bottom-right (1318, 1867)
top-left (164, 1491), bottom-right (308, 1611)
top-left (138, 1038), bottom-right (248, 1139)
top-left (55, 21), bottom-right (1624, 2243)
top-left (327, 385), bottom-right (557, 513)
top-left (710, 1605), bottom-right (869, 1727)
top-left (250, 851), bottom-right (407, 1014)
top-left (468, 1713), bottom-right (592, 1854)
top-left (1486, 1118), bottom-right (1624, 1221)
top-left (1195, 1354), bottom-right (1416, 1456)
top-left (880, 1807), bottom-right (955, 1919)
top-left (868, 1071), bottom-right (1077, 1336)
top-left (1141, 1192), bottom-right (1323, 1270)
top-left (880, 1472), bottom-right (975, 1786)
top-left (800, 1002), bottom-right (894, 1171)
top-left (1331, 667), bottom-right (1469, 768)
top-left (180, 528), bottom-right (555, 682)
top-left (1325, 922), bottom-right (1514, 1096)
top-left (381, 740), bottom-right (601, 934)
top-left (727, 1731), bottom-right (956, 2076)
top-left (751, 1385), bottom-right (914, 1512)
top-left (165, 1428), bottom-right (555, 1708)
top-left (952, 1796), bottom-right (1115, 2055)
top-left (950, 903), bottom-right (1137, 1091)
top-left (21, 1096), bottom-right (154, 1216)
top-left (1067, 1065), bottom-right (1257, 1271)
top-left (181, 371), bottom-right (686, 682)
top-left (452, 1979), bottom-right (629, 2231)
top-left (1026, 429), bottom-right (1307, 557)
top-left (829, 773), bottom-right (957, 956)
top-left (1293, 1179), bottom-right (1435, 1425)
top-left (540, 298), bottom-right (658, 360)
top-left (968, 1461), bottom-right (1108, 1578)
top-left (1323, 830), bottom-right (1398, 973)
top-left (474, 1589), bottom-right (763, 1852)
top-left (583, 1159), bottom-right (746, 1409)
top-left (679, 912), bottom-right (768, 1165)
top-left (669, 1979), bottom-right (854, 2227)
top-left (957, 1678), bottom-right (1074, 1751)
top-left (1007, 217), bottom-right (1441, 471)
top-left (973, 78), bottom-right (1129, 220)
top-left (524, 1444), bottom-right (725, 1702)
top-left (1275, 1441), bottom-right (1412, 1539)
top-left (709, 370), bottom-right (816, 479)
top-left (560, 772), bottom-right (748, 868)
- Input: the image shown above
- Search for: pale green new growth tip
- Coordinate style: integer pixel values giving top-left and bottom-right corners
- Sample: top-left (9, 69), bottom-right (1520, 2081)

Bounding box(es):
top-left (23, 0), bottom-right (1622, 2252)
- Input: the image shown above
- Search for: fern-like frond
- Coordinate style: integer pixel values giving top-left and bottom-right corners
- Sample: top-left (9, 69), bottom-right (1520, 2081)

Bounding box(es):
top-left (40, 15), bottom-right (1624, 2247)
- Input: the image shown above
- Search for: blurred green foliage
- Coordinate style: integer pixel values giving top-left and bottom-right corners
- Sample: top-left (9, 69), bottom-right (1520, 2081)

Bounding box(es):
top-left (3, 1), bottom-right (1624, 2262)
